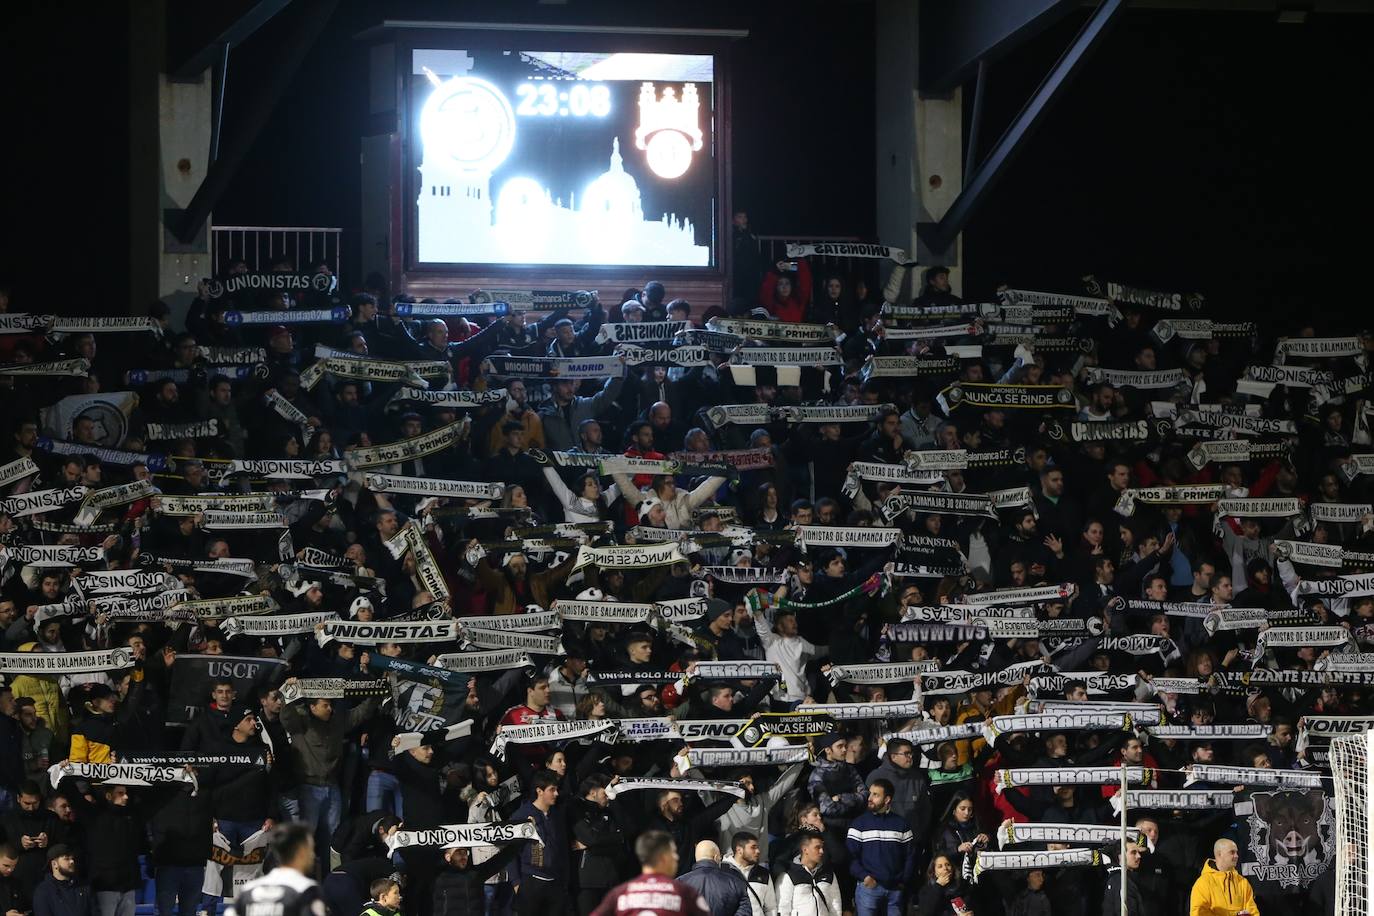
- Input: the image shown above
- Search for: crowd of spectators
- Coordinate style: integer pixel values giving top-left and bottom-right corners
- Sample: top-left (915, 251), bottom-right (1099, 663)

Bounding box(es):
top-left (0, 253), bottom-right (1360, 916)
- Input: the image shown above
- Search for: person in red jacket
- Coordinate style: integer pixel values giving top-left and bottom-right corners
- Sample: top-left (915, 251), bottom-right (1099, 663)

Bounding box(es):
top-left (498, 675), bottom-right (564, 771)
top-left (758, 258), bottom-right (812, 323)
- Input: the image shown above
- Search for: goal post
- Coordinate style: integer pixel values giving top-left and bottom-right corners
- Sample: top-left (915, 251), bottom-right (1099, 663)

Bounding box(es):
top-left (1331, 730), bottom-right (1373, 916)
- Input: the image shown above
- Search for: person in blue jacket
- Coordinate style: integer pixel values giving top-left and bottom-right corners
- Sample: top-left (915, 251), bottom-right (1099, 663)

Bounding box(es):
top-left (845, 780), bottom-right (915, 916)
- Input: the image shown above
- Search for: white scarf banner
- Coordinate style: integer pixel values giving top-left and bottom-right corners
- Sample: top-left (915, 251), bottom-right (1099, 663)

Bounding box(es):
top-left (1110, 790), bottom-right (1235, 815)
top-left (1146, 677), bottom-right (1205, 695)
top-left (264, 390), bottom-right (314, 443)
top-left (1185, 440), bottom-right (1292, 470)
top-left (1275, 336), bottom-right (1363, 360)
top-left (883, 723), bottom-right (985, 747)
top-left (827, 662), bottom-right (940, 686)
top-left (687, 746), bottom-right (811, 768)
top-left (484, 355), bottom-right (624, 380)
top-left (201, 510), bottom-right (286, 529)
top-left (223, 459), bottom-right (347, 479)
top-left (461, 627), bottom-right (562, 654)
top-left (793, 526), bottom-right (903, 548)
top-left (786, 242), bottom-right (911, 263)
top-left (552, 600), bottom-right (655, 624)
top-left (0, 486), bottom-right (89, 518)
top-left (1184, 765), bottom-right (1323, 789)
top-left (172, 595), bottom-right (279, 620)
top-left (278, 678), bottom-right (391, 704)
top-left (1028, 672), bottom-right (1138, 697)
top-left (983, 712), bottom-right (1135, 744)
top-left (388, 387), bottom-right (506, 408)
top-left (74, 478), bottom-right (156, 522)
top-left (1255, 626), bottom-right (1355, 653)
top-left (994, 767), bottom-right (1154, 794)
top-left (365, 473), bottom-right (504, 500)
top-left (156, 494), bottom-right (276, 516)
top-left (971, 849), bottom-right (1102, 882)
top-left (1215, 498), bottom-right (1304, 519)
top-left (572, 542), bottom-right (684, 572)
top-left (391, 720), bottom-right (476, 755)
top-left (345, 421), bottom-right (466, 470)
top-left (604, 777), bottom-right (746, 800)
top-left (0, 648), bottom-right (135, 674)
top-left (860, 356), bottom-right (960, 380)
top-left (879, 490), bottom-right (997, 523)
top-left (3, 544), bottom-right (106, 567)
top-left (73, 569), bottom-right (178, 595)
top-left (728, 346), bottom-right (842, 366)
top-left (1084, 367), bottom-right (1188, 389)
top-left (0, 456), bottom-right (40, 488)
top-left (1175, 410), bottom-right (1297, 437)
top-left (434, 650), bottom-right (533, 673)
top-left (595, 320), bottom-right (688, 344)
top-left (490, 719), bottom-right (617, 760)
top-left (386, 821), bottom-right (542, 853)
top-left (458, 609), bottom-right (561, 632)
top-left (798, 700), bottom-right (922, 721)
top-left (996, 823), bottom-right (1145, 850)
top-left (467, 288), bottom-right (596, 310)
top-left (707, 318), bottom-right (834, 344)
top-left (0, 359), bottom-right (90, 377)
top-left (1309, 502), bottom-right (1372, 524)
top-left (1273, 540), bottom-right (1344, 568)
top-left (1114, 485), bottom-right (1234, 516)
top-left (220, 612), bottom-right (337, 638)
top-left (92, 589), bottom-right (197, 622)
top-left (880, 322), bottom-right (982, 341)
top-left (1146, 725), bottom-right (1271, 741)
top-left (1299, 716), bottom-right (1374, 737)
top-left (317, 619), bottom-right (459, 646)
top-left (920, 660), bottom-right (1050, 696)
top-left (144, 420), bottom-right (220, 442)
top-left (48, 762), bottom-right (198, 793)
top-left (959, 584), bottom-right (1076, 607)
top-left (1245, 364), bottom-right (1335, 388)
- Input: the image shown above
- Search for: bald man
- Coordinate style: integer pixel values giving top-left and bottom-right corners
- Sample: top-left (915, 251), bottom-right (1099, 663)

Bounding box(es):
top-left (1189, 839), bottom-right (1258, 916)
top-left (678, 840), bottom-right (750, 916)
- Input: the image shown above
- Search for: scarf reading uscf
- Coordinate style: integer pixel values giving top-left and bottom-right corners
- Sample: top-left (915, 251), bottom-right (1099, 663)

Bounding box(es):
top-left (344, 421), bottom-right (465, 470)
top-left (316, 619), bottom-right (458, 646)
top-left (937, 383), bottom-right (1076, 412)
top-left (386, 821), bottom-right (542, 853)
top-left (48, 762), bottom-right (199, 793)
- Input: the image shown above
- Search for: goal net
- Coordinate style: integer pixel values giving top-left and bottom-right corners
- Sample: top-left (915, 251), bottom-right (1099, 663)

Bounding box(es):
top-left (1332, 730), bottom-right (1373, 916)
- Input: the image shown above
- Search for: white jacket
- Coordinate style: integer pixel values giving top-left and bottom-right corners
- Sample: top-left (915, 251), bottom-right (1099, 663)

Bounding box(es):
top-left (775, 863), bottom-right (840, 916)
top-left (612, 472), bottom-right (727, 529)
top-left (724, 855), bottom-right (778, 916)
top-left (754, 611), bottom-right (819, 701)
top-left (542, 466), bottom-right (618, 524)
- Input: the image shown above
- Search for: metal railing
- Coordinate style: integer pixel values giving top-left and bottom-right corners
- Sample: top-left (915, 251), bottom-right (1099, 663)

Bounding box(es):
top-left (209, 225), bottom-right (343, 278)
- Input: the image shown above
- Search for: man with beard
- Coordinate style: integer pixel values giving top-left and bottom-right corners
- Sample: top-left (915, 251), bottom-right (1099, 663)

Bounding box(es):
top-left (471, 544), bottom-right (577, 613)
top-left (32, 846), bottom-right (90, 916)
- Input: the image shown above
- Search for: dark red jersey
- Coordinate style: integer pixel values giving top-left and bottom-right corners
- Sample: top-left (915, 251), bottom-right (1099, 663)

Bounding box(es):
top-left (590, 873), bottom-right (710, 916)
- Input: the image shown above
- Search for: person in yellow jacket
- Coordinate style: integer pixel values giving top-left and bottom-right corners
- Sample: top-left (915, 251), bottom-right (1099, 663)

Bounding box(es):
top-left (68, 683), bottom-right (120, 763)
top-left (1190, 839), bottom-right (1259, 916)
top-left (8, 642), bottom-right (70, 755)
top-left (953, 680), bottom-right (1027, 766)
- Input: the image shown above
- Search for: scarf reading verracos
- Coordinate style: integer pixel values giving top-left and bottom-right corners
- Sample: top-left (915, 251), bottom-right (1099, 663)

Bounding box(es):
top-left (981, 712), bottom-right (1135, 744)
top-left (993, 767), bottom-right (1154, 794)
top-left (996, 823), bottom-right (1146, 850)
top-left (971, 849), bottom-right (1102, 883)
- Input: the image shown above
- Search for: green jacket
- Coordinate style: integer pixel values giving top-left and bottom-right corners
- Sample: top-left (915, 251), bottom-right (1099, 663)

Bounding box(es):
top-left (280, 695), bottom-right (381, 785)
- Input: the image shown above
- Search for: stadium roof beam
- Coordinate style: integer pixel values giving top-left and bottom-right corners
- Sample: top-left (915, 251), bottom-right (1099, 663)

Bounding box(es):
top-left (918, 0), bottom-right (1126, 258)
top-left (167, 0), bottom-right (297, 81)
top-left (171, 0), bottom-right (339, 245)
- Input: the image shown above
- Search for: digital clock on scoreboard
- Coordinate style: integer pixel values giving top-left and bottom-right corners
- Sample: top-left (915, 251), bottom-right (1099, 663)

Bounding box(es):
top-left (410, 49), bottom-right (717, 269)
top-left (514, 80), bottom-right (612, 118)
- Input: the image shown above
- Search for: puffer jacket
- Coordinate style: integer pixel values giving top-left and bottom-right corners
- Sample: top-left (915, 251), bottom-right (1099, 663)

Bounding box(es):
top-left (723, 855), bottom-right (777, 916)
top-left (612, 472), bottom-right (729, 530)
top-left (776, 862), bottom-right (840, 916)
top-left (678, 860), bottom-right (749, 916)
top-left (1188, 860), bottom-right (1257, 916)
top-left (806, 757), bottom-right (866, 824)
top-left (9, 660), bottom-right (69, 748)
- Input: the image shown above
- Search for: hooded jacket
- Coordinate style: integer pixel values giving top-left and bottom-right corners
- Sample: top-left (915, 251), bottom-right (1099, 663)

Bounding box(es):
top-left (1188, 860), bottom-right (1258, 916)
top-left (806, 756), bottom-right (865, 823)
top-left (775, 861), bottom-right (840, 916)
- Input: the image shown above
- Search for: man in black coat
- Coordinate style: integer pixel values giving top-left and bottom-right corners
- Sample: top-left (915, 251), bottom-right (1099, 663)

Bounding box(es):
top-left (644, 790), bottom-right (735, 877)
top-left (1, 782), bottom-right (66, 900)
top-left (431, 842), bottom-right (526, 916)
top-left (677, 842), bottom-right (749, 916)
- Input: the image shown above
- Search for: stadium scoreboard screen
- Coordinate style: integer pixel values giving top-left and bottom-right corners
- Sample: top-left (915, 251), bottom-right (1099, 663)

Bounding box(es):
top-left (408, 48), bottom-right (718, 270)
